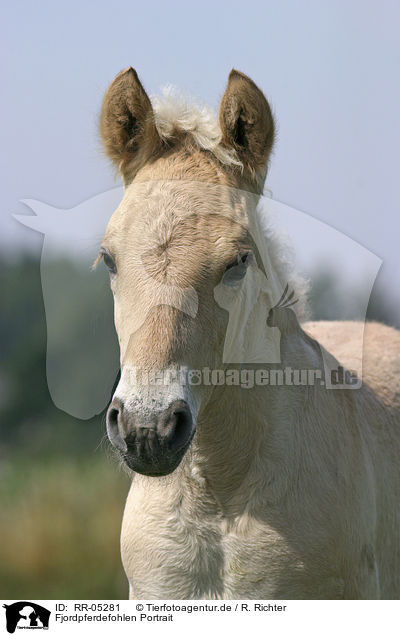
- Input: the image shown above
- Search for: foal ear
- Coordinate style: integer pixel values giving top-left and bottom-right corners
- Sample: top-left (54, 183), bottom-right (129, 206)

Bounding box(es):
top-left (219, 70), bottom-right (275, 185)
top-left (100, 67), bottom-right (161, 179)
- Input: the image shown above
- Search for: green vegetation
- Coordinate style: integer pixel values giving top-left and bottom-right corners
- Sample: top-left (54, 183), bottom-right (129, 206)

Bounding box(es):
top-left (0, 454), bottom-right (129, 599)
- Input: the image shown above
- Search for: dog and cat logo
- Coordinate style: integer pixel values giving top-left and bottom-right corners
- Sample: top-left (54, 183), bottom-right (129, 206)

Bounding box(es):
top-left (2, 603), bottom-right (50, 633)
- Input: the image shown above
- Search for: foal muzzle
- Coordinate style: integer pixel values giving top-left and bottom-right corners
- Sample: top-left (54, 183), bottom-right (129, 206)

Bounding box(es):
top-left (106, 398), bottom-right (195, 476)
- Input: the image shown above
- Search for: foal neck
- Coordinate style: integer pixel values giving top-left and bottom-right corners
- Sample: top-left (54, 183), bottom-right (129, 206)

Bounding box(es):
top-left (183, 384), bottom-right (274, 515)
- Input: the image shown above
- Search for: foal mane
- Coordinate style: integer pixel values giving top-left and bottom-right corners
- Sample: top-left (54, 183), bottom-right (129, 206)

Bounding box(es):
top-left (151, 86), bottom-right (243, 169)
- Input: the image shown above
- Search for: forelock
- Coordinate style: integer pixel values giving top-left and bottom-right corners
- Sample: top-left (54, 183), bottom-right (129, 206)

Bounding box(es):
top-left (152, 86), bottom-right (243, 169)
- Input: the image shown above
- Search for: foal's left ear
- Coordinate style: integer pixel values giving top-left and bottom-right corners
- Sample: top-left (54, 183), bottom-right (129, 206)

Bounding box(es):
top-left (100, 67), bottom-right (161, 180)
top-left (219, 70), bottom-right (275, 186)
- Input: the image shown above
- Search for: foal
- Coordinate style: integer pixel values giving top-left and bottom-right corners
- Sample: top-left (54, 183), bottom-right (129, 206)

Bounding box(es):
top-left (98, 68), bottom-right (400, 599)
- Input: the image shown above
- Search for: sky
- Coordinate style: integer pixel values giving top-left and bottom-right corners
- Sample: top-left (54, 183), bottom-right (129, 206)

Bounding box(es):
top-left (2, 0), bottom-right (399, 313)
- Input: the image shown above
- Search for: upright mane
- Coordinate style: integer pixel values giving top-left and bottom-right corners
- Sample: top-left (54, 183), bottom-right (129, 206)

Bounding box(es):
top-left (256, 216), bottom-right (310, 322)
top-left (152, 86), bottom-right (243, 169)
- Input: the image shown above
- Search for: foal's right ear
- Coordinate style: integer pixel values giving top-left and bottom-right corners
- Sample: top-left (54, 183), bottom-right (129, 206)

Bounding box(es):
top-left (100, 68), bottom-right (161, 180)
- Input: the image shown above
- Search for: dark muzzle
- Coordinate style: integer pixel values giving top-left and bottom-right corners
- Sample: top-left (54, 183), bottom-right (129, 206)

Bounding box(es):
top-left (106, 398), bottom-right (194, 476)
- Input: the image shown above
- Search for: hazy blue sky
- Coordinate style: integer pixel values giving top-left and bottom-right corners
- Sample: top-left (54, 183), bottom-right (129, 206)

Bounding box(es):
top-left (2, 0), bottom-right (399, 311)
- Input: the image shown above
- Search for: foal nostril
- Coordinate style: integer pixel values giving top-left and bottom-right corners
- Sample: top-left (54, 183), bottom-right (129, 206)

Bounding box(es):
top-left (108, 407), bottom-right (119, 427)
top-left (106, 399), bottom-right (127, 453)
top-left (171, 408), bottom-right (191, 450)
top-left (158, 400), bottom-right (193, 451)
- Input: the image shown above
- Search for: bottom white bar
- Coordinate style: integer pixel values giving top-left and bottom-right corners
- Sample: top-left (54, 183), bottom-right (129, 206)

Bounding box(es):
top-left (1, 599), bottom-right (398, 635)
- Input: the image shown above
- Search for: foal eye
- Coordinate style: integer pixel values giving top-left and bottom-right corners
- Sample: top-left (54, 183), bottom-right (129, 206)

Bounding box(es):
top-left (225, 251), bottom-right (250, 272)
top-left (222, 250), bottom-right (252, 285)
top-left (100, 249), bottom-right (117, 274)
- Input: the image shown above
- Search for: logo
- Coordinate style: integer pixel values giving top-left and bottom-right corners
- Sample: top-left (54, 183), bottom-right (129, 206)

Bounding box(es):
top-left (14, 182), bottom-right (381, 415)
top-left (2, 603), bottom-right (50, 633)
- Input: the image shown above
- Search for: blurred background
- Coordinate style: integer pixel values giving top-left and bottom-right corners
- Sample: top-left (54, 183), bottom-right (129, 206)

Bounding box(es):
top-left (1, 0), bottom-right (399, 599)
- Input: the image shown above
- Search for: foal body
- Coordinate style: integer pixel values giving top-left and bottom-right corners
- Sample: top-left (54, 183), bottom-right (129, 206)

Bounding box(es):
top-left (98, 68), bottom-right (400, 599)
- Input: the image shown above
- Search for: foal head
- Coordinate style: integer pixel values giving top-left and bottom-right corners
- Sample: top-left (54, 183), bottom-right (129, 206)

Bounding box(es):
top-left (99, 68), bottom-right (275, 476)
